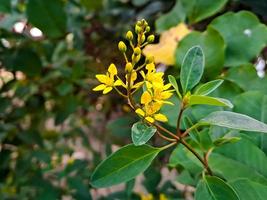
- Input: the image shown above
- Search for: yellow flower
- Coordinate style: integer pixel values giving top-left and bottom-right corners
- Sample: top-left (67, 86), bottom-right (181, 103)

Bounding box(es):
top-left (93, 63), bottom-right (123, 94)
top-left (136, 91), bottom-right (168, 123)
top-left (124, 70), bottom-right (143, 89)
top-left (140, 193), bottom-right (153, 200)
top-left (141, 63), bottom-right (164, 88)
top-left (143, 23), bottom-right (191, 65)
top-left (152, 83), bottom-right (174, 105)
top-left (159, 194), bottom-right (168, 200)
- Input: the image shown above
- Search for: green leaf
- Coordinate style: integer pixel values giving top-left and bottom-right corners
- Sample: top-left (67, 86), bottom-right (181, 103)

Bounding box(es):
top-left (195, 80), bottom-right (224, 96)
top-left (189, 95), bottom-right (233, 108)
top-left (26, 0), bottom-right (67, 38)
top-left (180, 46), bottom-right (204, 94)
top-left (230, 179), bottom-right (267, 200)
top-left (176, 27), bottom-right (225, 78)
top-left (199, 111), bottom-right (267, 133)
top-left (210, 11), bottom-right (267, 66)
top-left (91, 144), bottom-right (160, 188)
top-left (195, 175), bottom-right (239, 200)
top-left (213, 137), bottom-right (241, 146)
top-left (0, 0), bottom-right (11, 13)
top-left (185, 0), bottom-right (228, 24)
top-left (209, 139), bottom-right (267, 184)
top-left (168, 75), bottom-right (182, 99)
top-left (155, 0), bottom-right (186, 33)
top-left (131, 121), bottom-right (157, 146)
top-left (225, 64), bottom-right (267, 94)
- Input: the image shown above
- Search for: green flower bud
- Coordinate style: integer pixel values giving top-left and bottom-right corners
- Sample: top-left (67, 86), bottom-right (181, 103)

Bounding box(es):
top-left (126, 31), bottom-right (133, 41)
top-left (145, 55), bottom-right (154, 64)
top-left (147, 35), bottom-right (155, 43)
top-left (136, 20), bottom-right (142, 26)
top-left (134, 47), bottom-right (141, 55)
top-left (141, 34), bottom-right (146, 43)
top-left (118, 41), bottom-right (127, 52)
top-left (145, 26), bottom-right (150, 32)
top-left (125, 62), bottom-right (133, 72)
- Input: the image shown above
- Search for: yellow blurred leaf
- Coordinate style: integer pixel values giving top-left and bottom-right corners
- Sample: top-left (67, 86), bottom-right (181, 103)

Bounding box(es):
top-left (143, 23), bottom-right (191, 66)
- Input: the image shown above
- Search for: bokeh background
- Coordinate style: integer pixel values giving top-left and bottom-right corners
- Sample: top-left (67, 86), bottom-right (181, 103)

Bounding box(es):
top-left (1, 0), bottom-right (267, 199)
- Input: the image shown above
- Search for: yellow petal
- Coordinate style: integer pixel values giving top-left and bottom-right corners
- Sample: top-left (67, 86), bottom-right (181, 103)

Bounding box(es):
top-left (135, 108), bottom-right (145, 117)
top-left (161, 91), bottom-right (173, 99)
top-left (96, 74), bottom-right (108, 84)
top-left (141, 91), bottom-right (152, 104)
top-left (145, 116), bottom-right (155, 123)
top-left (103, 86), bottom-right (113, 94)
top-left (108, 63), bottom-right (117, 75)
top-left (114, 79), bottom-right (123, 86)
top-left (143, 23), bottom-right (191, 65)
top-left (154, 113), bottom-right (168, 122)
top-left (92, 84), bottom-right (106, 91)
top-left (163, 83), bottom-right (172, 90)
top-left (146, 63), bottom-right (155, 72)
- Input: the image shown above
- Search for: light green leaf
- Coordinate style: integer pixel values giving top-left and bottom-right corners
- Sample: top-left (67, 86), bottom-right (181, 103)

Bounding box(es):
top-left (189, 95), bottom-right (233, 108)
top-left (176, 27), bottom-right (225, 78)
top-left (213, 137), bottom-right (241, 146)
top-left (26, 0), bottom-right (67, 38)
top-left (230, 179), bottom-right (267, 200)
top-left (210, 11), bottom-right (267, 66)
top-left (180, 46), bottom-right (204, 94)
top-left (131, 121), bottom-right (157, 146)
top-left (91, 144), bottom-right (160, 188)
top-left (155, 0), bottom-right (186, 33)
top-left (195, 175), bottom-right (240, 200)
top-left (168, 75), bottom-right (182, 99)
top-left (199, 111), bottom-right (267, 133)
top-left (195, 79), bottom-right (224, 96)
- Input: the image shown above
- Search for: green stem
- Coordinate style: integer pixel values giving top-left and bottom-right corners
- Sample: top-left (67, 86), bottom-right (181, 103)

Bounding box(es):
top-left (160, 141), bottom-right (177, 151)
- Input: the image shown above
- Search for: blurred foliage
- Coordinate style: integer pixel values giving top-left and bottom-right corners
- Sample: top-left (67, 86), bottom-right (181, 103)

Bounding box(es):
top-left (1, 0), bottom-right (267, 199)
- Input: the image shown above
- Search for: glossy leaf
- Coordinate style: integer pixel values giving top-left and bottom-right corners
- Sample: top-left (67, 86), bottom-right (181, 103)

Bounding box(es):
top-left (195, 175), bottom-right (239, 200)
top-left (230, 179), bottom-right (267, 200)
top-left (189, 95), bottom-right (233, 108)
top-left (210, 11), bottom-right (267, 66)
top-left (176, 27), bottom-right (225, 78)
top-left (26, 0), bottom-right (67, 38)
top-left (91, 144), bottom-right (160, 188)
top-left (180, 46), bottom-right (204, 94)
top-left (195, 79), bottom-right (224, 96)
top-left (199, 111), bottom-right (267, 133)
top-left (168, 75), bottom-right (182, 99)
top-left (131, 121), bottom-right (157, 146)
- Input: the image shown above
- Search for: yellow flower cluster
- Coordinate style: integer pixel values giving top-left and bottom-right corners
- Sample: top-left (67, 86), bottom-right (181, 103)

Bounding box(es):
top-left (93, 19), bottom-right (173, 123)
top-left (140, 193), bottom-right (168, 200)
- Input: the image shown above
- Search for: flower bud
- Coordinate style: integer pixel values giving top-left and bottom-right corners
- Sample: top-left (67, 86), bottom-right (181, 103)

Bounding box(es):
top-left (132, 54), bottom-right (141, 64)
top-left (141, 34), bottom-right (146, 43)
top-left (126, 31), bottom-right (133, 41)
top-left (134, 47), bottom-right (141, 55)
top-left (145, 26), bottom-right (150, 32)
top-left (136, 20), bottom-right (142, 26)
top-left (145, 55), bottom-right (154, 64)
top-left (125, 62), bottom-right (133, 72)
top-left (135, 25), bottom-right (142, 34)
top-left (147, 35), bottom-right (155, 43)
top-left (118, 41), bottom-right (127, 52)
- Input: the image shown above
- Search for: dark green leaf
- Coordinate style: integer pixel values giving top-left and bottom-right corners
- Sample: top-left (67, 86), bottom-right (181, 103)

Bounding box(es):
top-left (195, 175), bottom-right (239, 200)
top-left (176, 27), bottom-right (225, 78)
top-left (210, 11), bottom-right (267, 66)
top-left (26, 0), bottom-right (67, 38)
top-left (91, 144), bottom-right (160, 188)
top-left (180, 46), bottom-right (204, 94)
top-left (230, 179), bottom-right (267, 200)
